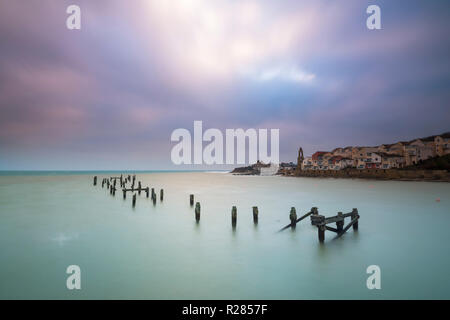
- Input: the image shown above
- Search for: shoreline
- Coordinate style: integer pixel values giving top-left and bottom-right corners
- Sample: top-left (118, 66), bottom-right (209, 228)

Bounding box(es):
top-left (280, 168), bottom-right (450, 182)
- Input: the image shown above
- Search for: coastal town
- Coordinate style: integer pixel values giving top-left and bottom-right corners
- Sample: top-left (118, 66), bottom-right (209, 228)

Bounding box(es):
top-left (232, 132), bottom-right (450, 180)
top-left (295, 132), bottom-right (450, 172)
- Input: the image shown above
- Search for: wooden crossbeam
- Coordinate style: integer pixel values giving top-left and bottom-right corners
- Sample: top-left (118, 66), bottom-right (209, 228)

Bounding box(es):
top-left (278, 210), bottom-right (313, 232)
top-left (337, 215), bottom-right (359, 238)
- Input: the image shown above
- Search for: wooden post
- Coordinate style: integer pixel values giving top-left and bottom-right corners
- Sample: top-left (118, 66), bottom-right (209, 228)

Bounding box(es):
top-left (311, 207), bottom-right (318, 225)
top-left (352, 208), bottom-right (359, 230)
top-left (318, 225), bottom-right (325, 243)
top-left (290, 207), bottom-right (297, 228)
top-left (120, 174), bottom-right (123, 187)
top-left (123, 189), bottom-right (126, 200)
top-left (190, 194), bottom-right (194, 206)
top-left (152, 193), bottom-right (156, 205)
top-left (160, 189), bottom-right (164, 201)
top-left (336, 211), bottom-right (344, 233)
top-left (138, 181), bottom-right (142, 195)
top-left (252, 206), bottom-right (258, 224)
top-left (231, 206), bottom-right (237, 227)
top-left (195, 202), bottom-right (201, 222)
top-left (145, 187), bottom-right (149, 198)
top-left (102, 179), bottom-right (105, 188)
top-left (93, 176), bottom-right (97, 186)
top-left (132, 193), bottom-right (136, 208)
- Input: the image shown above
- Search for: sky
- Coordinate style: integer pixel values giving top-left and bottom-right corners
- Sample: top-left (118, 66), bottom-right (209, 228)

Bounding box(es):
top-left (0, 0), bottom-right (449, 170)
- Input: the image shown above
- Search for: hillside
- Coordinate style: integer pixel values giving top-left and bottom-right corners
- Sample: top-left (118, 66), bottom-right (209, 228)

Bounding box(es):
top-left (402, 154), bottom-right (450, 171)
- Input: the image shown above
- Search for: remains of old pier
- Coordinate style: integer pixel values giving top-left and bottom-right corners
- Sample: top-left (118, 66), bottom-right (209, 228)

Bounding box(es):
top-left (310, 208), bottom-right (359, 242)
top-left (92, 175), bottom-right (360, 243)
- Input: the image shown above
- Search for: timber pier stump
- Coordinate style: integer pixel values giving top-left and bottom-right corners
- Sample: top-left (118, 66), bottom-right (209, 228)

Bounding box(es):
top-left (132, 193), bottom-right (136, 208)
top-left (231, 206), bottom-right (237, 227)
top-left (160, 189), bottom-right (164, 201)
top-left (289, 207), bottom-right (297, 229)
top-left (190, 194), bottom-right (194, 206)
top-left (253, 206), bottom-right (258, 224)
top-left (93, 176), bottom-right (97, 186)
top-left (195, 202), bottom-right (201, 222)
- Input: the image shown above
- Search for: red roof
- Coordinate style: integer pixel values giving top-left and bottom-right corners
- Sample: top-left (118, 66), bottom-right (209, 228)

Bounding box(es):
top-left (312, 151), bottom-right (328, 160)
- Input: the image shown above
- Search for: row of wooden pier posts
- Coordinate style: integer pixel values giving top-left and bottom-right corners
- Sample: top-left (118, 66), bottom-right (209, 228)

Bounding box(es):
top-left (94, 175), bottom-right (164, 208)
top-left (93, 176), bottom-right (360, 243)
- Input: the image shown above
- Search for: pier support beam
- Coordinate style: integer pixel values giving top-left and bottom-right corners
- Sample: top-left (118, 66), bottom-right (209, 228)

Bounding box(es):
top-left (311, 207), bottom-right (318, 225)
top-left (190, 194), bottom-right (194, 206)
top-left (231, 206), bottom-right (237, 227)
top-left (318, 225), bottom-right (325, 243)
top-left (160, 189), bottom-right (164, 201)
top-left (336, 212), bottom-right (344, 233)
top-left (352, 208), bottom-right (359, 230)
top-left (195, 202), bottom-right (201, 222)
top-left (253, 206), bottom-right (258, 224)
top-left (93, 176), bottom-right (97, 186)
top-left (132, 193), bottom-right (136, 208)
top-left (290, 207), bottom-right (297, 229)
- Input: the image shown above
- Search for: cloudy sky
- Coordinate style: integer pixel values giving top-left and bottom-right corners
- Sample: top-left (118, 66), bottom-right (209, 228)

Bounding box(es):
top-left (0, 0), bottom-right (449, 170)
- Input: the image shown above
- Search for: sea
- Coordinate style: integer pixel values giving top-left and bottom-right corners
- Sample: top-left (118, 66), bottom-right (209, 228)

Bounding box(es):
top-left (0, 171), bottom-right (449, 299)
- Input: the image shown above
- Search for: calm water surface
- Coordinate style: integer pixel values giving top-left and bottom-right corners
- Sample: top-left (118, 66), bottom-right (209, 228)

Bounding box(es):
top-left (0, 172), bottom-right (449, 299)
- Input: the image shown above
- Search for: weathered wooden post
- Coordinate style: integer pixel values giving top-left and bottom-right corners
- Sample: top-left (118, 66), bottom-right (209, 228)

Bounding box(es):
top-left (190, 194), bottom-right (194, 206)
top-left (311, 207), bottom-right (318, 225)
top-left (151, 188), bottom-right (155, 199)
top-left (352, 208), bottom-right (359, 230)
top-left (195, 202), bottom-right (201, 222)
top-left (319, 225), bottom-right (326, 243)
top-left (336, 211), bottom-right (344, 233)
top-left (252, 206), bottom-right (258, 224)
top-left (132, 193), bottom-right (136, 208)
top-left (231, 206), bottom-right (237, 227)
top-left (107, 180), bottom-right (110, 188)
top-left (311, 214), bottom-right (326, 242)
top-left (138, 181), bottom-right (142, 195)
top-left (93, 176), bottom-right (97, 186)
top-left (123, 189), bottom-right (126, 200)
top-left (102, 179), bottom-right (105, 188)
top-left (145, 187), bottom-right (149, 198)
top-left (290, 207), bottom-right (297, 229)
top-left (160, 189), bottom-right (164, 201)
top-left (152, 193), bottom-right (156, 205)
top-left (120, 174), bottom-right (123, 186)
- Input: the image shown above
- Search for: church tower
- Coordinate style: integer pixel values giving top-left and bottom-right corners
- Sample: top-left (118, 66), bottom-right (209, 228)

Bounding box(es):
top-left (297, 147), bottom-right (304, 171)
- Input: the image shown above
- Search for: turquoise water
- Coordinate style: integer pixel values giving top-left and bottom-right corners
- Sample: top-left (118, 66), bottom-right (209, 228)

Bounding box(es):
top-left (0, 172), bottom-right (449, 299)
